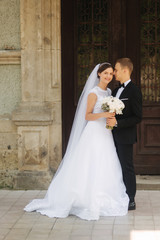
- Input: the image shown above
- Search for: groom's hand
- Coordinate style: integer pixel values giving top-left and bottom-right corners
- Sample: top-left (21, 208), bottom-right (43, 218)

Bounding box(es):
top-left (107, 117), bottom-right (117, 127)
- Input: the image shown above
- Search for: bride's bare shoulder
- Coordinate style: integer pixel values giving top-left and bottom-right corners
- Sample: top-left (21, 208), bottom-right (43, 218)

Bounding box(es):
top-left (87, 92), bottom-right (97, 100)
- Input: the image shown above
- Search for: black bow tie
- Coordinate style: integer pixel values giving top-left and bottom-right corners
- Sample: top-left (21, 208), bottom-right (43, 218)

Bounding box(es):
top-left (119, 83), bottom-right (125, 88)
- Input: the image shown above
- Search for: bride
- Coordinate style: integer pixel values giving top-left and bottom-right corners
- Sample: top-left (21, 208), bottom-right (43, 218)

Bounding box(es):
top-left (24, 63), bottom-right (129, 220)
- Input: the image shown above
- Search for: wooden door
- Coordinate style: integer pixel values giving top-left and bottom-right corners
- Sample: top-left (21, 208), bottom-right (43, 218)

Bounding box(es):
top-left (61, 0), bottom-right (111, 153)
top-left (61, 0), bottom-right (160, 173)
top-left (129, 0), bottom-right (160, 174)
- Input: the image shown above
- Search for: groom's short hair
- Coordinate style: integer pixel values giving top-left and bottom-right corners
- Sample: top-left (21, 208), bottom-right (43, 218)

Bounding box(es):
top-left (116, 58), bottom-right (133, 75)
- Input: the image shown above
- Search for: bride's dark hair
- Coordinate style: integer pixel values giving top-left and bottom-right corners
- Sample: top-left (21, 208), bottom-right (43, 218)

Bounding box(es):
top-left (97, 62), bottom-right (113, 78)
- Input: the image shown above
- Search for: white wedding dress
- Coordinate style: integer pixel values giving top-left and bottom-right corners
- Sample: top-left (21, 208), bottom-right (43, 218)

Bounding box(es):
top-left (24, 86), bottom-right (129, 220)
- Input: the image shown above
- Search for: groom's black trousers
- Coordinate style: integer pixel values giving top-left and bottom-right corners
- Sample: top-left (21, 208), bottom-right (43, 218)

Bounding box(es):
top-left (115, 143), bottom-right (136, 200)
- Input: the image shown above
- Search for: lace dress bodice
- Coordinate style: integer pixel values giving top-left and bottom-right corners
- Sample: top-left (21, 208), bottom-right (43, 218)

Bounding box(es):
top-left (89, 86), bottom-right (111, 114)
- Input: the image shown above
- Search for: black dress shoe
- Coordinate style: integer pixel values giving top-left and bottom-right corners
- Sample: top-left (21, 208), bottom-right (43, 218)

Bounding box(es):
top-left (128, 200), bottom-right (136, 210)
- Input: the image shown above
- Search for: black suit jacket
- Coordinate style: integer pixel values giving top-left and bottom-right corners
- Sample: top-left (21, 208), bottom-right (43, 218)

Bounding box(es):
top-left (112, 81), bottom-right (142, 144)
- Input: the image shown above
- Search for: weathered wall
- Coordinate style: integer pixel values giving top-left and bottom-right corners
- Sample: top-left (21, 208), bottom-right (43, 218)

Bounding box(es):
top-left (0, 0), bottom-right (20, 50)
top-left (0, 65), bottom-right (21, 115)
top-left (0, 0), bottom-right (21, 188)
top-left (0, 0), bottom-right (62, 189)
top-left (0, 120), bottom-right (18, 188)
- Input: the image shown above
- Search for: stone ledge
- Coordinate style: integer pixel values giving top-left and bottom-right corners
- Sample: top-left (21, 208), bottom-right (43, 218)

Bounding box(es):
top-left (0, 50), bottom-right (21, 65)
top-left (12, 103), bottom-right (53, 126)
top-left (136, 175), bottom-right (160, 190)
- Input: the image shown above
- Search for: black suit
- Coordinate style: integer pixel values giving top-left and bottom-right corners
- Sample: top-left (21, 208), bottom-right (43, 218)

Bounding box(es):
top-left (112, 81), bottom-right (142, 200)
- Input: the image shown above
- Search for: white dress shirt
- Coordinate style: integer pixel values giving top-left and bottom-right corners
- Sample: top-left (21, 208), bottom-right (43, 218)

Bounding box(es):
top-left (116, 79), bottom-right (131, 99)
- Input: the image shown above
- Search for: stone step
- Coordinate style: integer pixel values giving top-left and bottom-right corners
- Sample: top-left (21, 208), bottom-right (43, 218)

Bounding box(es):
top-left (136, 175), bottom-right (160, 190)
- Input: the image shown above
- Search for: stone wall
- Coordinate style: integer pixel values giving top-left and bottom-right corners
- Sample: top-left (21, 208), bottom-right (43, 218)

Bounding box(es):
top-left (0, 0), bottom-right (62, 189)
top-left (0, 120), bottom-right (18, 188)
top-left (0, 0), bottom-right (20, 50)
top-left (0, 65), bottom-right (21, 115)
top-left (0, 0), bottom-right (20, 188)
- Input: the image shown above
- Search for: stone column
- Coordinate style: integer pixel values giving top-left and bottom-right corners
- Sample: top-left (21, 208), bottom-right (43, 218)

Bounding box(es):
top-left (12, 0), bottom-right (62, 189)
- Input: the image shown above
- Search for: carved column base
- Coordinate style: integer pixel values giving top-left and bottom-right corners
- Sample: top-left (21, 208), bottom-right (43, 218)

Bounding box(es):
top-left (12, 103), bottom-right (53, 189)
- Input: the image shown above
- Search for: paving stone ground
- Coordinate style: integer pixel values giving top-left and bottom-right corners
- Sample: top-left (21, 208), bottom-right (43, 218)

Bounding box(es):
top-left (0, 190), bottom-right (160, 240)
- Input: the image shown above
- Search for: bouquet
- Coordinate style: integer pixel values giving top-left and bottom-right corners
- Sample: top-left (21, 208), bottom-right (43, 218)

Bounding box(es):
top-left (101, 96), bottom-right (125, 129)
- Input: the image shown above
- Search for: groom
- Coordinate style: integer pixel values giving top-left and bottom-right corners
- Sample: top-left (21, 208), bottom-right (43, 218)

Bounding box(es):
top-left (107, 58), bottom-right (142, 210)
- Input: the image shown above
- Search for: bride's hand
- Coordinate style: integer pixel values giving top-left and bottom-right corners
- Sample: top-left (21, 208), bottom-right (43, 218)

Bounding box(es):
top-left (103, 112), bottom-right (115, 118)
